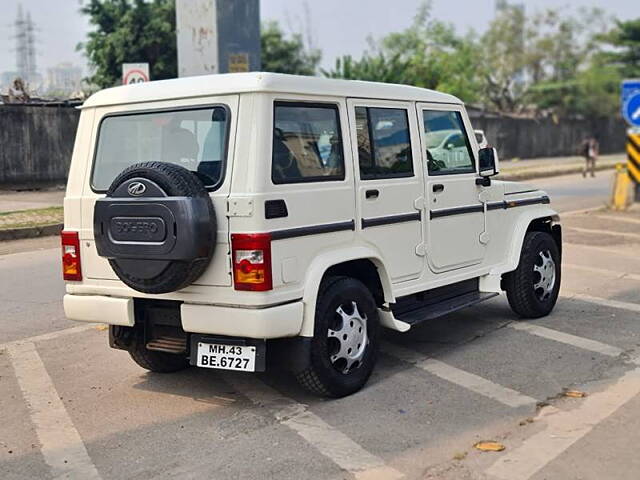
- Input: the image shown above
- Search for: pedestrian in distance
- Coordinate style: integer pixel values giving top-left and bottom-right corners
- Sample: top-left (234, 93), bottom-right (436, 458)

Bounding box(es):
top-left (581, 136), bottom-right (599, 178)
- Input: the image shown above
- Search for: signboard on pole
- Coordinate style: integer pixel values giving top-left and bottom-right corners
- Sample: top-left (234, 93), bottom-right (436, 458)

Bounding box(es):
top-left (122, 63), bottom-right (150, 85)
top-left (622, 79), bottom-right (640, 129)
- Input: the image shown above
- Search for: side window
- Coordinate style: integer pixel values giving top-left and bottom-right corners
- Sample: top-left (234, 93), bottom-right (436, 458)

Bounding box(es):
top-left (423, 110), bottom-right (476, 175)
top-left (355, 107), bottom-right (413, 179)
top-left (272, 102), bottom-right (345, 184)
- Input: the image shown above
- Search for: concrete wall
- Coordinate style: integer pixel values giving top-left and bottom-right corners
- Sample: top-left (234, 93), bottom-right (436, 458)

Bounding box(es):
top-left (468, 111), bottom-right (627, 160)
top-left (0, 104), bottom-right (80, 187)
top-left (0, 103), bottom-right (627, 188)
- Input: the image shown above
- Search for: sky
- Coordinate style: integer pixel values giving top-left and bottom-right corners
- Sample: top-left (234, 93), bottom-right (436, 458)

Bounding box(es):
top-left (0, 0), bottom-right (635, 77)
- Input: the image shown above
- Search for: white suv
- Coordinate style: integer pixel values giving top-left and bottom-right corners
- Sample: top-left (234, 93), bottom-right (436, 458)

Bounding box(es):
top-left (62, 73), bottom-right (561, 397)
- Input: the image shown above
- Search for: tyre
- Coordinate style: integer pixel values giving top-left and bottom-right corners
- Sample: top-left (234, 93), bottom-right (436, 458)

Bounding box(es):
top-left (296, 276), bottom-right (380, 397)
top-left (128, 338), bottom-right (189, 373)
top-left (504, 231), bottom-right (561, 319)
top-left (96, 162), bottom-right (216, 294)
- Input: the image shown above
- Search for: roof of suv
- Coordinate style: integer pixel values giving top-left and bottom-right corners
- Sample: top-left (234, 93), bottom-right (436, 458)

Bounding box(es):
top-left (82, 72), bottom-right (462, 109)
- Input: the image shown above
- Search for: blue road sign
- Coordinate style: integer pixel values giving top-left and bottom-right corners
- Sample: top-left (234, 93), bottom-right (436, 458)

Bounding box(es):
top-left (622, 79), bottom-right (640, 127)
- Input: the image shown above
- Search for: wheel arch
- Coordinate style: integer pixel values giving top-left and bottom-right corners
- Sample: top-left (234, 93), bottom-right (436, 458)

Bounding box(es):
top-left (501, 207), bottom-right (561, 276)
top-left (299, 248), bottom-right (393, 337)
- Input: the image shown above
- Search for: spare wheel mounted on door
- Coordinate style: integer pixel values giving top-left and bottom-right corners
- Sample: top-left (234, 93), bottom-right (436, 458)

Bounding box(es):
top-left (93, 161), bottom-right (216, 294)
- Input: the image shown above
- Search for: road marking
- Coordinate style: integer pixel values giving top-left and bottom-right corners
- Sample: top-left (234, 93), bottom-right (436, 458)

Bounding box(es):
top-left (593, 214), bottom-right (640, 226)
top-left (570, 294), bottom-right (640, 314)
top-left (563, 243), bottom-right (640, 258)
top-left (485, 366), bottom-right (640, 480)
top-left (7, 342), bottom-right (101, 479)
top-left (509, 322), bottom-right (624, 357)
top-left (0, 323), bottom-right (101, 350)
top-left (560, 206), bottom-right (605, 217)
top-left (382, 343), bottom-right (536, 408)
top-left (564, 263), bottom-right (640, 282)
top-left (566, 226), bottom-right (640, 240)
top-left (225, 375), bottom-right (403, 480)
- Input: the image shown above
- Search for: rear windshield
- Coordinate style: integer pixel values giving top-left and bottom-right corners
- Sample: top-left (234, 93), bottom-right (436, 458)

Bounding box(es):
top-left (92, 106), bottom-right (229, 191)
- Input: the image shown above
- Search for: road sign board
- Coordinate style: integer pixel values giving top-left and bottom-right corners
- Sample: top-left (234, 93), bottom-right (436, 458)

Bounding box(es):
top-left (122, 63), bottom-right (150, 85)
top-left (622, 79), bottom-right (640, 127)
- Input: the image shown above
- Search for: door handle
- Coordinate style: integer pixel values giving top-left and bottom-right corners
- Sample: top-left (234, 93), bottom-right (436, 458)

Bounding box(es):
top-left (365, 189), bottom-right (379, 199)
top-left (432, 184), bottom-right (445, 193)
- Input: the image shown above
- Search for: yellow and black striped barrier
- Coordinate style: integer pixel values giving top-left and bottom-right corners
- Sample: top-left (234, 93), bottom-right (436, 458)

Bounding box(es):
top-left (628, 132), bottom-right (640, 185)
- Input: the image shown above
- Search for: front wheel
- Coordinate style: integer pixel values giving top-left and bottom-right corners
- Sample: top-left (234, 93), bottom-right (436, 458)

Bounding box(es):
top-left (296, 276), bottom-right (380, 397)
top-left (504, 231), bottom-right (561, 319)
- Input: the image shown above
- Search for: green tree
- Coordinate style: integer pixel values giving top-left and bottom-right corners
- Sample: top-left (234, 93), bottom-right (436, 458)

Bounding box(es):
top-left (598, 19), bottom-right (640, 78)
top-left (261, 21), bottom-right (321, 75)
top-left (79, 0), bottom-right (177, 88)
top-left (324, 2), bottom-right (483, 102)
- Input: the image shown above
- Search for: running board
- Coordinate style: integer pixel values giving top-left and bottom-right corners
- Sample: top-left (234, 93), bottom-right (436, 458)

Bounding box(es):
top-left (391, 291), bottom-right (499, 327)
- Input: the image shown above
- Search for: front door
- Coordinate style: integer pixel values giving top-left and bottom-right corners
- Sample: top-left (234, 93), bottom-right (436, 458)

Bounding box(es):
top-left (347, 99), bottom-right (424, 283)
top-left (417, 103), bottom-right (486, 273)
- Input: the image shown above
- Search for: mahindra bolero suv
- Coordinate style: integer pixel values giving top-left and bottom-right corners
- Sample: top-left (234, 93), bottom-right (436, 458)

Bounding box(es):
top-left (62, 73), bottom-right (561, 397)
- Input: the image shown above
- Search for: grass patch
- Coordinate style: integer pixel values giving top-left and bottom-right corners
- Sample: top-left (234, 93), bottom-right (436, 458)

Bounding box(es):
top-left (0, 206), bottom-right (63, 230)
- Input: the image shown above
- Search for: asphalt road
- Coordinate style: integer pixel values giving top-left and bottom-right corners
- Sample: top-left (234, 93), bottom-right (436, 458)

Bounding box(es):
top-left (2, 172), bottom-right (640, 480)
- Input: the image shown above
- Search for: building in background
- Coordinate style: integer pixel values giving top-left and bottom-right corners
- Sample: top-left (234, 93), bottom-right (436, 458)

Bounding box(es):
top-left (176, 0), bottom-right (260, 77)
top-left (46, 63), bottom-right (83, 96)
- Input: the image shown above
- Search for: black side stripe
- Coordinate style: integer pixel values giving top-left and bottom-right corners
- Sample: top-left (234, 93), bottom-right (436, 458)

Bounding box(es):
top-left (270, 220), bottom-right (355, 240)
top-left (431, 196), bottom-right (550, 219)
top-left (362, 212), bottom-right (421, 229)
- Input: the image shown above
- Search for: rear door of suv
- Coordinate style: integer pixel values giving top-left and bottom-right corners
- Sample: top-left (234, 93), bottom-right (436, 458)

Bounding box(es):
top-left (347, 99), bottom-right (425, 283)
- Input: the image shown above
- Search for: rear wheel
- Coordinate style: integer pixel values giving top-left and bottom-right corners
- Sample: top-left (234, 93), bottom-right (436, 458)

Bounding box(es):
top-left (128, 337), bottom-right (189, 373)
top-left (296, 276), bottom-right (380, 397)
top-left (504, 231), bottom-right (561, 319)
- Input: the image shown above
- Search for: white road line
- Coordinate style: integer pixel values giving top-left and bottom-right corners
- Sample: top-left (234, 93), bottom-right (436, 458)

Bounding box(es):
top-left (566, 226), bottom-right (640, 240)
top-left (382, 343), bottom-right (536, 408)
top-left (570, 294), bottom-right (640, 314)
top-left (594, 214), bottom-right (640, 225)
top-left (564, 243), bottom-right (640, 258)
top-left (509, 322), bottom-right (624, 357)
top-left (225, 375), bottom-right (403, 480)
top-left (0, 323), bottom-right (101, 350)
top-left (564, 263), bottom-right (640, 282)
top-left (485, 366), bottom-right (640, 480)
top-left (7, 342), bottom-right (101, 479)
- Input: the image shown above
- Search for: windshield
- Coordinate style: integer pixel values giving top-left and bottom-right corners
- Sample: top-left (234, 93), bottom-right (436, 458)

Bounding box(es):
top-left (92, 106), bottom-right (229, 191)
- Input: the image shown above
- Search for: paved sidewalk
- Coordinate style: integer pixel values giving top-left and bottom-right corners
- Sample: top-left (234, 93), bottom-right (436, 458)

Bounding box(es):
top-left (499, 153), bottom-right (623, 181)
top-left (0, 188), bottom-right (65, 214)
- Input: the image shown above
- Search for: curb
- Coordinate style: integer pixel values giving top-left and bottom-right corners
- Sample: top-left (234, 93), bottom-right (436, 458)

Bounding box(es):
top-left (0, 223), bottom-right (63, 242)
top-left (499, 163), bottom-right (617, 181)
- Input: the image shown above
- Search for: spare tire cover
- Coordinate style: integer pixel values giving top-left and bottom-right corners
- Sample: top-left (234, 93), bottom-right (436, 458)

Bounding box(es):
top-left (94, 161), bottom-right (216, 294)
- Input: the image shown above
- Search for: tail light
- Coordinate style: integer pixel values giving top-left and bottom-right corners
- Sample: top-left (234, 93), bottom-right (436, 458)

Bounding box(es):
top-left (61, 231), bottom-right (82, 281)
top-left (231, 233), bottom-right (272, 291)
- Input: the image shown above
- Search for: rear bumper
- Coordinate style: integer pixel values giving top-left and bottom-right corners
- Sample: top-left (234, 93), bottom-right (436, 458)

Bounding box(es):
top-left (63, 294), bottom-right (304, 339)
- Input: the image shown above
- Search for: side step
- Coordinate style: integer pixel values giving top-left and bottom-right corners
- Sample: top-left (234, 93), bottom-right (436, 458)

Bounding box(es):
top-left (391, 290), bottom-right (499, 327)
top-left (146, 336), bottom-right (187, 354)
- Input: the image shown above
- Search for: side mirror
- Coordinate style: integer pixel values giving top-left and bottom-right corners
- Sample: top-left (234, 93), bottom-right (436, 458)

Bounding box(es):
top-left (478, 147), bottom-right (499, 177)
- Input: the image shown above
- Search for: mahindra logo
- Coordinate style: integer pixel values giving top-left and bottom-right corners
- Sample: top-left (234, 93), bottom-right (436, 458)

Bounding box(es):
top-left (127, 181), bottom-right (146, 196)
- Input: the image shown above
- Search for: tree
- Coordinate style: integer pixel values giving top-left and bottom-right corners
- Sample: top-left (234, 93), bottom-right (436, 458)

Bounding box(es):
top-left (598, 19), bottom-right (640, 78)
top-left (260, 21), bottom-right (321, 75)
top-left (324, 2), bottom-right (483, 102)
top-left (79, 0), bottom-right (177, 88)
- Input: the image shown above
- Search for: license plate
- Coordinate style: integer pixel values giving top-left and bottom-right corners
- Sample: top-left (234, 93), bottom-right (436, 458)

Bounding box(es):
top-left (196, 342), bottom-right (256, 372)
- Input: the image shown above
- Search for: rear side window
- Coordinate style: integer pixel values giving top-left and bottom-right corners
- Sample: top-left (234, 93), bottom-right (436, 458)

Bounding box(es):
top-left (423, 110), bottom-right (475, 175)
top-left (272, 102), bottom-right (345, 184)
top-left (92, 106), bottom-right (229, 191)
top-left (355, 106), bottom-right (413, 179)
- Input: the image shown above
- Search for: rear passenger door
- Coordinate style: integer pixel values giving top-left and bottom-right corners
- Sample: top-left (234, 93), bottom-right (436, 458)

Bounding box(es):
top-left (417, 103), bottom-right (485, 273)
top-left (347, 99), bottom-right (424, 283)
